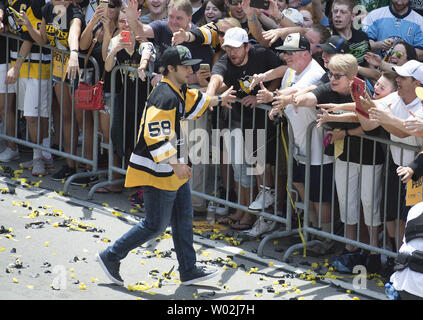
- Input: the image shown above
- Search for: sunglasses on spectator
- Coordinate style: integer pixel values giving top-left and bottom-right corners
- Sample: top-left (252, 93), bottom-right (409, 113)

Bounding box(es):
top-left (108, 3), bottom-right (117, 8)
top-left (228, 0), bottom-right (242, 5)
top-left (328, 71), bottom-right (345, 80)
top-left (389, 50), bottom-right (404, 59)
top-left (281, 50), bottom-right (301, 56)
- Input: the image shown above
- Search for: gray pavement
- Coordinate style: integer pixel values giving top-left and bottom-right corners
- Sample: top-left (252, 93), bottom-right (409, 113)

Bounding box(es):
top-left (0, 153), bottom-right (388, 307)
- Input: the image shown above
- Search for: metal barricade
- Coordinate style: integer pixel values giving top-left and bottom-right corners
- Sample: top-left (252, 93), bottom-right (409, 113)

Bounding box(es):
top-left (282, 120), bottom-right (421, 262)
top-left (0, 32), bottom-right (105, 195)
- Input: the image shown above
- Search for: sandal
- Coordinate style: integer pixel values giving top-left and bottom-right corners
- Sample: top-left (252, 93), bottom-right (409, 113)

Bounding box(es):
top-left (231, 221), bottom-right (254, 231)
top-left (217, 215), bottom-right (241, 225)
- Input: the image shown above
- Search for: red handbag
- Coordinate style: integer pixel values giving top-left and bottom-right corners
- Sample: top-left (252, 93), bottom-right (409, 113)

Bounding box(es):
top-left (74, 37), bottom-right (105, 111)
top-left (75, 80), bottom-right (105, 110)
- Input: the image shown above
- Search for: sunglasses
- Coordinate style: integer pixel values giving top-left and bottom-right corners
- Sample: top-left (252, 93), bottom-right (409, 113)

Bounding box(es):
top-left (389, 50), bottom-right (404, 59)
top-left (328, 71), bottom-right (345, 80)
top-left (281, 50), bottom-right (300, 56)
top-left (217, 30), bottom-right (225, 37)
top-left (228, 0), bottom-right (242, 5)
top-left (108, 3), bottom-right (117, 8)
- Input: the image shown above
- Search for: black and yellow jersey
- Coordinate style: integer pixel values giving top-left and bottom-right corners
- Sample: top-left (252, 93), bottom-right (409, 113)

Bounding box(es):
top-left (191, 21), bottom-right (220, 51)
top-left (6, 0), bottom-right (50, 79)
top-left (125, 77), bottom-right (211, 191)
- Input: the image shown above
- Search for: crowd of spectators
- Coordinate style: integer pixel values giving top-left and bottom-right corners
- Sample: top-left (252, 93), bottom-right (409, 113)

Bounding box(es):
top-left (1, 0), bottom-right (423, 280)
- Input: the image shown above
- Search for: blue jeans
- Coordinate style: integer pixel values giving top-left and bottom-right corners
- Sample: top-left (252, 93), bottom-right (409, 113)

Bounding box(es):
top-left (104, 182), bottom-right (197, 275)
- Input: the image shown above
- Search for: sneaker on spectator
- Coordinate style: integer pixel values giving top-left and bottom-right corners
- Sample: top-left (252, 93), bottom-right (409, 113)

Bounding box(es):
top-left (180, 266), bottom-right (219, 285)
top-left (50, 165), bottom-right (76, 181)
top-left (244, 216), bottom-right (277, 237)
top-left (71, 172), bottom-right (100, 186)
top-left (214, 187), bottom-right (237, 215)
top-left (31, 158), bottom-right (46, 176)
top-left (95, 251), bottom-right (124, 286)
top-left (0, 147), bottom-right (19, 162)
top-left (21, 157), bottom-right (54, 170)
top-left (248, 185), bottom-right (275, 211)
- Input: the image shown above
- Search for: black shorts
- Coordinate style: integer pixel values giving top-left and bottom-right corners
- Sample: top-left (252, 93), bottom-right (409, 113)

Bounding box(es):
top-left (386, 160), bottom-right (410, 221)
top-left (293, 161), bottom-right (334, 203)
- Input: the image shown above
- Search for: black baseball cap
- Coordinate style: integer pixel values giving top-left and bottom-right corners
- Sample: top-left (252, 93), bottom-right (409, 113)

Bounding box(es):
top-left (161, 45), bottom-right (202, 69)
top-left (317, 35), bottom-right (350, 54)
top-left (275, 33), bottom-right (310, 51)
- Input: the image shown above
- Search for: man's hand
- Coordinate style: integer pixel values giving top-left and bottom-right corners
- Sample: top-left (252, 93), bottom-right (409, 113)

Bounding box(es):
top-left (326, 129), bottom-right (345, 144)
top-left (241, 95), bottom-right (258, 108)
top-left (121, 0), bottom-right (142, 22)
top-left (170, 162), bottom-right (193, 180)
top-left (209, 86), bottom-right (236, 111)
top-left (397, 166), bottom-right (414, 184)
top-left (404, 111), bottom-right (423, 137)
top-left (196, 68), bottom-right (211, 87)
top-left (364, 52), bottom-right (382, 68)
top-left (256, 81), bottom-right (273, 104)
top-left (5, 66), bottom-right (19, 84)
top-left (268, 106), bottom-right (282, 120)
top-left (316, 108), bottom-right (333, 128)
top-left (249, 73), bottom-right (266, 90)
top-left (368, 105), bottom-right (393, 124)
top-left (262, 28), bottom-right (287, 46)
top-left (172, 28), bottom-right (188, 46)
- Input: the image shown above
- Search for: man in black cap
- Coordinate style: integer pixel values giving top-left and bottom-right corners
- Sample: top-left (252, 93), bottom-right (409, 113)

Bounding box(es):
top-left (96, 45), bottom-right (236, 287)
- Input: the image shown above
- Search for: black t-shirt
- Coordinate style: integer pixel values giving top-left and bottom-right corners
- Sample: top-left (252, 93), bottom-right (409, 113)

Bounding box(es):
top-left (332, 26), bottom-right (370, 66)
top-left (149, 20), bottom-right (213, 73)
top-left (211, 44), bottom-right (282, 128)
top-left (42, 3), bottom-right (84, 50)
top-left (312, 82), bottom-right (385, 164)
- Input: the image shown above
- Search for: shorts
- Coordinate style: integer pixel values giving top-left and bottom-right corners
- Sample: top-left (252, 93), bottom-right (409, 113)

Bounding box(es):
top-left (335, 159), bottom-right (383, 226)
top-left (17, 78), bottom-right (50, 118)
top-left (221, 127), bottom-right (256, 188)
top-left (0, 64), bottom-right (16, 94)
top-left (293, 160), bottom-right (333, 203)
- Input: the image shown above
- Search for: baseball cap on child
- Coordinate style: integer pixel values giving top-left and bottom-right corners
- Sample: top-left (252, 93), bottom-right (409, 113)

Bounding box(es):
top-left (222, 27), bottom-right (249, 48)
top-left (392, 60), bottom-right (423, 83)
top-left (275, 33), bottom-right (310, 51)
top-left (161, 45), bottom-right (202, 69)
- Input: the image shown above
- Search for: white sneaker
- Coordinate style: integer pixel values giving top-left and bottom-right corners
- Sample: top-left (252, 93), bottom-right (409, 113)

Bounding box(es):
top-left (244, 216), bottom-right (277, 237)
top-left (0, 147), bottom-right (19, 162)
top-left (248, 185), bottom-right (275, 211)
top-left (215, 203), bottom-right (228, 215)
top-left (32, 158), bottom-right (46, 176)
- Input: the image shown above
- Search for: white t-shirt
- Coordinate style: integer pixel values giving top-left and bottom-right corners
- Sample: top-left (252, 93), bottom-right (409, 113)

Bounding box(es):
top-left (282, 59), bottom-right (333, 165)
top-left (376, 92), bottom-right (423, 166)
top-left (390, 201), bottom-right (423, 298)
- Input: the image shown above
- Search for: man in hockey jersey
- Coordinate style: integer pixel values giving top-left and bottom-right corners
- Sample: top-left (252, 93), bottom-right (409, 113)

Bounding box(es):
top-left (96, 45), bottom-right (236, 286)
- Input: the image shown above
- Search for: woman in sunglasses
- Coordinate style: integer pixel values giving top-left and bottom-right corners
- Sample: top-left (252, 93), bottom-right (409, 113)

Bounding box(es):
top-left (362, 39), bottom-right (418, 80)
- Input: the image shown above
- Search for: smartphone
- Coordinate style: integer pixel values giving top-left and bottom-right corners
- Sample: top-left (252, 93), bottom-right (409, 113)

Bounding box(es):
top-left (199, 63), bottom-right (210, 72)
top-left (120, 30), bottom-right (130, 43)
top-left (99, 0), bottom-right (109, 14)
top-left (250, 0), bottom-right (270, 10)
top-left (351, 76), bottom-right (369, 118)
top-left (8, 7), bottom-right (24, 21)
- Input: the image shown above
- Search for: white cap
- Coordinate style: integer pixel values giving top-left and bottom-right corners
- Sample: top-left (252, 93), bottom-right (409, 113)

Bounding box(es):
top-left (282, 8), bottom-right (304, 26)
top-left (222, 27), bottom-right (249, 48)
top-left (392, 60), bottom-right (423, 83)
